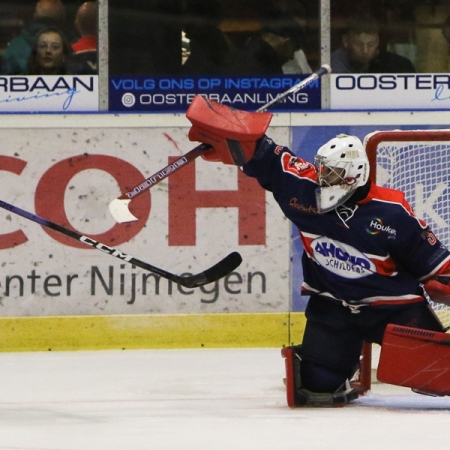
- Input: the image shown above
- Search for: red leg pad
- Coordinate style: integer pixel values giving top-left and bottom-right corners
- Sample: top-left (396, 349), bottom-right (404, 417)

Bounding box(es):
top-left (281, 347), bottom-right (299, 408)
top-left (377, 324), bottom-right (450, 396)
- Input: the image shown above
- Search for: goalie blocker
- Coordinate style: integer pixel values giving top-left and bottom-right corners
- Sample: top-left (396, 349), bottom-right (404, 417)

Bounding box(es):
top-left (186, 95), bottom-right (273, 166)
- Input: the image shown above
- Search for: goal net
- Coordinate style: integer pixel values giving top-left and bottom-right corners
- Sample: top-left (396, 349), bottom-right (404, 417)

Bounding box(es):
top-left (364, 129), bottom-right (450, 331)
top-left (352, 130), bottom-right (450, 394)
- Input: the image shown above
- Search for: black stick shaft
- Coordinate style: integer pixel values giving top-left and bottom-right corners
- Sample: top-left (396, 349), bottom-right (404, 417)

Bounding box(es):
top-left (0, 199), bottom-right (240, 288)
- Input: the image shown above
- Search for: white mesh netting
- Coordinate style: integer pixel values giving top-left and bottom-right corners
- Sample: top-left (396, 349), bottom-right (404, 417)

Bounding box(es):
top-left (366, 131), bottom-right (450, 331)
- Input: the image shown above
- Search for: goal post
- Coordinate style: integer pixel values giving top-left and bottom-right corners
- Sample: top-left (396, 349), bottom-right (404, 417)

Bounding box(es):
top-left (354, 129), bottom-right (450, 393)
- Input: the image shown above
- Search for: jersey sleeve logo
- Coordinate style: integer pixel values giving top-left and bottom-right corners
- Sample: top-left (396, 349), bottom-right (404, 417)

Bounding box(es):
top-left (281, 152), bottom-right (316, 179)
top-left (421, 229), bottom-right (437, 245)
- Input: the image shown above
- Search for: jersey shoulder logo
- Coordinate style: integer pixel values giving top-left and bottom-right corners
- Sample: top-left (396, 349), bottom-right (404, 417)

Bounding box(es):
top-left (281, 152), bottom-right (316, 180)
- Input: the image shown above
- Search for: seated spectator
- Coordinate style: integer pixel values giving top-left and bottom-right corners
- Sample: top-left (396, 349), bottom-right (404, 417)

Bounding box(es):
top-left (1, 0), bottom-right (68, 75)
top-left (229, 34), bottom-right (285, 75)
top-left (182, 0), bottom-right (235, 75)
top-left (27, 26), bottom-right (73, 75)
top-left (258, 32), bottom-right (296, 73)
top-left (182, 25), bottom-right (235, 75)
top-left (258, 30), bottom-right (311, 74)
top-left (70, 1), bottom-right (97, 74)
top-left (282, 46), bottom-right (312, 74)
top-left (331, 12), bottom-right (415, 73)
top-left (261, 0), bottom-right (312, 74)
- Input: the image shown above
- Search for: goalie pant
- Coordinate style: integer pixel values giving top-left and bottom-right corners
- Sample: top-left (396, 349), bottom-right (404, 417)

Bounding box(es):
top-left (241, 136), bottom-right (450, 400)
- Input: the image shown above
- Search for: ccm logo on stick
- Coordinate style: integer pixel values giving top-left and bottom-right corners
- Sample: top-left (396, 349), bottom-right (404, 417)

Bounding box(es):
top-left (79, 236), bottom-right (134, 262)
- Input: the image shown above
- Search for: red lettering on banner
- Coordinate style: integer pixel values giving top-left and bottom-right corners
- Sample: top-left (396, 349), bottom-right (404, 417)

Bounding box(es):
top-left (168, 159), bottom-right (266, 246)
top-left (0, 156), bottom-right (28, 249)
top-left (35, 155), bottom-right (149, 248)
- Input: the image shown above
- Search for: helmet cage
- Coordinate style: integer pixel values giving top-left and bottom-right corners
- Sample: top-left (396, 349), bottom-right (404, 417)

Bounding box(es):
top-left (315, 156), bottom-right (356, 188)
top-left (314, 134), bottom-right (369, 213)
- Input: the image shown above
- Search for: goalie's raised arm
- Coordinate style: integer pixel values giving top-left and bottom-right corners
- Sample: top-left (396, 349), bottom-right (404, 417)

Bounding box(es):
top-left (186, 95), bottom-right (272, 166)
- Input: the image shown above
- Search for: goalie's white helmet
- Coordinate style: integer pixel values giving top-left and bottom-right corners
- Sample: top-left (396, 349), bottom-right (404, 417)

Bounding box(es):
top-left (314, 134), bottom-right (369, 213)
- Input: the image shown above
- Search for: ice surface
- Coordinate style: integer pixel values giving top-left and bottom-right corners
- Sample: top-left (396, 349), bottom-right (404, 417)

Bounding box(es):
top-left (0, 348), bottom-right (448, 450)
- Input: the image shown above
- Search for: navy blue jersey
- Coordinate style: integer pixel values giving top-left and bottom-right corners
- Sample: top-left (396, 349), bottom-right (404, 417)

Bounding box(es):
top-left (243, 137), bottom-right (450, 306)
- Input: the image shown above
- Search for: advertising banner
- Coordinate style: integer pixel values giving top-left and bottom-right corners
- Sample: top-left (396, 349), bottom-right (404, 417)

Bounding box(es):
top-left (330, 74), bottom-right (450, 109)
top-left (0, 126), bottom-right (289, 316)
top-left (0, 76), bottom-right (98, 112)
top-left (109, 75), bottom-right (321, 112)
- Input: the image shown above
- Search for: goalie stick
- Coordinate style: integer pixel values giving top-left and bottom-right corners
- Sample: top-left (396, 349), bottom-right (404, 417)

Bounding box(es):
top-left (0, 199), bottom-right (242, 288)
top-left (109, 64), bottom-right (332, 223)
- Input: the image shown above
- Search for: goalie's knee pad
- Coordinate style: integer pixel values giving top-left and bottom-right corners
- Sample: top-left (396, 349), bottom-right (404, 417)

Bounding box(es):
top-left (281, 346), bottom-right (358, 408)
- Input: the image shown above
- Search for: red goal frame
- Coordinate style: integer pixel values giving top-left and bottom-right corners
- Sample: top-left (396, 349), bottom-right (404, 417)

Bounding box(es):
top-left (365, 129), bottom-right (450, 180)
top-left (353, 129), bottom-right (450, 394)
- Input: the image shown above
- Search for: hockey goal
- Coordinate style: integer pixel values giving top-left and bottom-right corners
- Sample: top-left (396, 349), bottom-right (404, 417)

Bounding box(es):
top-left (354, 129), bottom-right (450, 394)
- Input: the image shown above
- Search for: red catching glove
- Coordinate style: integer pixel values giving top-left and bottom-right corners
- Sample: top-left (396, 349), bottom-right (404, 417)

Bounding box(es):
top-left (424, 276), bottom-right (450, 305)
top-left (186, 95), bottom-right (272, 165)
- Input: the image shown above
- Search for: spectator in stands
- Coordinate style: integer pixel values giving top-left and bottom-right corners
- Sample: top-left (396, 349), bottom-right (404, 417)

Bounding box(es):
top-left (260, 32), bottom-right (298, 73)
top-left (181, 0), bottom-right (235, 75)
top-left (182, 0), bottom-right (309, 76)
top-left (182, 26), bottom-right (235, 75)
top-left (260, 32), bottom-right (309, 74)
top-left (27, 26), bottom-right (72, 75)
top-left (331, 12), bottom-right (415, 73)
top-left (261, 0), bottom-right (312, 74)
top-left (229, 33), bottom-right (287, 75)
top-left (70, 1), bottom-right (97, 74)
top-left (1, 0), bottom-right (68, 75)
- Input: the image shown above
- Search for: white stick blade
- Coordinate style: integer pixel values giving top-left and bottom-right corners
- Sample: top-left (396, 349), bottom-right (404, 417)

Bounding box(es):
top-left (109, 198), bottom-right (139, 223)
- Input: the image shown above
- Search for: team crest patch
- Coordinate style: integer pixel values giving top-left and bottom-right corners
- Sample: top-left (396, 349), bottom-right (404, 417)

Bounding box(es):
top-left (281, 153), bottom-right (313, 175)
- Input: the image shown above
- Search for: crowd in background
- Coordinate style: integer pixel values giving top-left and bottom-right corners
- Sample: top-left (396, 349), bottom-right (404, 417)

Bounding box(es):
top-left (1, 0), bottom-right (450, 76)
top-left (107, 0), bottom-right (450, 75)
top-left (0, 0), bottom-right (97, 75)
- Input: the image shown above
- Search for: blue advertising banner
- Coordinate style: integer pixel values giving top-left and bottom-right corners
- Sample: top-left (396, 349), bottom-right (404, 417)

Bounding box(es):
top-left (109, 75), bottom-right (321, 112)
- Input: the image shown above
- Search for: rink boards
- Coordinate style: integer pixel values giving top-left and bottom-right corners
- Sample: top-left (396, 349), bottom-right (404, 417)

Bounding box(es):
top-left (0, 111), bottom-right (449, 349)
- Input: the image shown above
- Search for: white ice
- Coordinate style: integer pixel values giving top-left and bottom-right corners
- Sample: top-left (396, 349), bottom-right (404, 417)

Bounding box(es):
top-left (0, 348), bottom-right (448, 450)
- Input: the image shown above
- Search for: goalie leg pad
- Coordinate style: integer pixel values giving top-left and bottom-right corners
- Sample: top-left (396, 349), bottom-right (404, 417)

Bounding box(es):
top-left (186, 95), bottom-right (273, 165)
top-left (378, 324), bottom-right (450, 396)
top-left (281, 346), bottom-right (359, 408)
